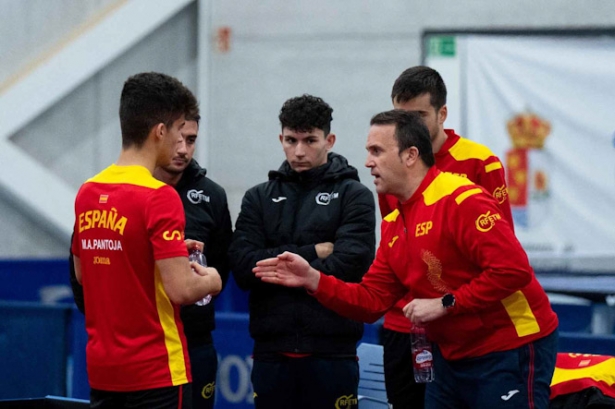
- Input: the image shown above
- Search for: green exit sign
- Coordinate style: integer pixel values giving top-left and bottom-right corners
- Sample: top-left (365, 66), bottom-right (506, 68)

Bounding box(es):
top-left (428, 36), bottom-right (456, 57)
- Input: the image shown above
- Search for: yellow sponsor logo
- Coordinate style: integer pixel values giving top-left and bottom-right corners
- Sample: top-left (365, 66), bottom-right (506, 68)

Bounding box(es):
top-left (493, 185), bottom-right (508, 204)
top-left (335, 394), bottom-right (358, 409)
top-left (388, 235), bottom-right (399, 248)
top-left (476, 211), bottom-right (502, 232)
top-left (162, 230), bottom-right (183, 241)
top-left (93, 257), bottom-right (110, 265)
top-left (78, 208), bottom-right (127, 235)
top-left (449, 172), bottom-right (468, 178)
top-left (415, 221), bottom-right (433, 237)
top-left (201, 382), bottom-right (215, 399)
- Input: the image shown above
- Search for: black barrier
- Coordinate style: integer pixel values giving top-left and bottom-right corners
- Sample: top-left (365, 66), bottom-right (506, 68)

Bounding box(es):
top-left (558, 332), bottom-right (615, 356)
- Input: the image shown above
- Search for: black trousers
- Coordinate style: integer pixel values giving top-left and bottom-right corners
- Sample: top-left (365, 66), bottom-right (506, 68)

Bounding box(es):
top-left (187, 342), bottom-right (218, 409)
top-left (90, 384), bottom-right (192, 409)
top-left (252, 355), bottom-right (359, 409)
top-left (382, 328), bottom-right (426, 409)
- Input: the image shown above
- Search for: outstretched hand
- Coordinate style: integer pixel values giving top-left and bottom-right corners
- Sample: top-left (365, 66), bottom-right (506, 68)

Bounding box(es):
top-left (253, 251), bottom-right (321, 291)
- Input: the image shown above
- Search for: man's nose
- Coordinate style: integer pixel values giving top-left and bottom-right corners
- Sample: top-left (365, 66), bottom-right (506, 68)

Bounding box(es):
top-left (294, 143), bottom-right (305, 157)
top-left (177, 140), bottom-right (188, 155)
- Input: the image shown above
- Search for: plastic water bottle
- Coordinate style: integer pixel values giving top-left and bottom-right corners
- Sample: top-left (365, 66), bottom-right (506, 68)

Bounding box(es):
top-left (410, 325), bottom-right (435, 383)
top-left (188, 249), bottom-right (212, 306)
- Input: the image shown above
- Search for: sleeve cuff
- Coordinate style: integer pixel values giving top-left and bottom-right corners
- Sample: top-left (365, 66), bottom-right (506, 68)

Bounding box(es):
top-left (296, 244), bottom-right (318, 262)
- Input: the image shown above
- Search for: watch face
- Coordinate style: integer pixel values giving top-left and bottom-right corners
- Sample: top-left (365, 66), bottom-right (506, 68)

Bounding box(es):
top-left (442, 293), bottom-right (455, 308)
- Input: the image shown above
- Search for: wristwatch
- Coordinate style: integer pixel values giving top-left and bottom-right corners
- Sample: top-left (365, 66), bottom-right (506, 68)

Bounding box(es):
top-left (442, 293), bottom-right (455, 309)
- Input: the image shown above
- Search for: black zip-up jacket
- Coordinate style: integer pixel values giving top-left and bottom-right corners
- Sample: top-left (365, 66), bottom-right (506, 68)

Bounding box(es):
top-left (229, 152), bottom-right (376, 358)
top-left (69, 160), bottom-right (232, 347)
top-left (177, 159), bottom-right (233, 347)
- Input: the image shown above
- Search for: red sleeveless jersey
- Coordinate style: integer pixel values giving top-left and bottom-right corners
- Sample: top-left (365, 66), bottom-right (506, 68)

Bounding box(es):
top-left (72, 164), bottom-right (191, 391)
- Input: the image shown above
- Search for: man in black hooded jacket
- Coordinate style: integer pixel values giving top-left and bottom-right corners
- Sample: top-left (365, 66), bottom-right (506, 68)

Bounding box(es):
top-left (229, 94), bottom-right (376, 409)
top-left (153, 115), bottom-right (232, 409)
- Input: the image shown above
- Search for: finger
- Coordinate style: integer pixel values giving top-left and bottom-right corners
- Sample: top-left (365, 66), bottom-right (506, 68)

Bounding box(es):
top-left (190, 262), bottom-right (205, 276)
top-left (259, 275), bottom-right (280, 284)
top-left (253, 267), bottom-right (274, 276)
top-left (186, 240), bottom-right (204, 251)
top-left (255, 257), bottom-right (279, 267)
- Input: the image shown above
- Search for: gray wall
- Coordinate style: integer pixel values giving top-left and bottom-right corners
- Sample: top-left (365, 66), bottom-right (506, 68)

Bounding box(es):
top-left (1, 0), bottom-right (615, 258)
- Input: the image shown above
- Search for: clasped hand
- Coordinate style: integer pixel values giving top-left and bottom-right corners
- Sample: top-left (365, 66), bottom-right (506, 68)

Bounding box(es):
top-left (402, 298), bottom-right (449, 326)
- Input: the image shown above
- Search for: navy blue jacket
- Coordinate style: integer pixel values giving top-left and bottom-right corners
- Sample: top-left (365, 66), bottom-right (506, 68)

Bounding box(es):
top-left (229, 152), bottom-right (376, 357)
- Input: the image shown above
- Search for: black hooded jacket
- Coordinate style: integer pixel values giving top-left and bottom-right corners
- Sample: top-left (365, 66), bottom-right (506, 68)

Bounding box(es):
top-left (70, 159), bottom-right (232, 347)
top-left (176, 159), bottom-right (232, 346)
top-left (229, 152), bottom-right (376, 357)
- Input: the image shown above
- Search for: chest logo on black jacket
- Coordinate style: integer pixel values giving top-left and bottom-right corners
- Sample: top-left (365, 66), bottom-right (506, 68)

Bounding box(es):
top-left (187, 189), bottom-right (210, 204)
top-left (315, 192), bottom-right (339, 205)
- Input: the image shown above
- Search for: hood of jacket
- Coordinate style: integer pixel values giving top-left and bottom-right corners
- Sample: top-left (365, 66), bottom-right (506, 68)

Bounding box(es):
top-left (176, 159), bottom-right (206, 190)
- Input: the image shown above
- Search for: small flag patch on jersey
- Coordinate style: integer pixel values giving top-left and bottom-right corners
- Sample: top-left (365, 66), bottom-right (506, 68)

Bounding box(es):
top-left (99, 194), bottom-right (109, 203)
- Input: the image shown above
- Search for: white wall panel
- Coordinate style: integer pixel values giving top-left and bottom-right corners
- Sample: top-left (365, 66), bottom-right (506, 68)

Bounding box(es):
top-left (0, 0), bottom-right (119, 84)
top-left (0, 2), bottom-right (197, 257)
top-left (3, 0), bottom-right (615, 257)
top-left (206, 38), bottom-right (418, 222)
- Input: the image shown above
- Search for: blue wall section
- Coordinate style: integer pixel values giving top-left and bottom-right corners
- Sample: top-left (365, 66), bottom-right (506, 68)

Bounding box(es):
top-left (0, 301), bottom-right (70, 399)
top-left (214, 313), bottom-right (253, 408)
top-left (0, 260), bottom-right (72, 303)
top-left (67, 311), bottom-right (88, 400)
top-left (1, 259), bottom-right (615, 407)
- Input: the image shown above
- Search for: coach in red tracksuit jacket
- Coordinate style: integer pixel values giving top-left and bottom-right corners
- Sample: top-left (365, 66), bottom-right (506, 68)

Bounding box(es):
top-left (254, 109), bottom-right (558, 409)
top-left (378, 65), bottom-right (515, 409)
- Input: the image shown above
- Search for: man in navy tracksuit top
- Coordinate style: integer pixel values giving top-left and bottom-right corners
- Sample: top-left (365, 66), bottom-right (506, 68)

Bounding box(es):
top-left (229, 94), bottom-right (376, 409)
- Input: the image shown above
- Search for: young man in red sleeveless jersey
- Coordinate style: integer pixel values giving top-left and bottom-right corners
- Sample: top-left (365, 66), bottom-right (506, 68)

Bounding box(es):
top-left (72, 72), bottom-right (221, 409)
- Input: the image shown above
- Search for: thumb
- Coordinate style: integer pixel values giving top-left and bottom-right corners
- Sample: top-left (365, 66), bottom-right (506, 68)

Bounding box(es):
top-left (278, 251), bottom-right (294, 261)
top-left (402, 302), bottom-right (412, 317)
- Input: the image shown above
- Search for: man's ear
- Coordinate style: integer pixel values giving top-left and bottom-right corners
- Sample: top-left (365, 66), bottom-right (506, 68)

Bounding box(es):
top-left (151, 123), bottom-right (165, 142)
top-left (401, 146), bottom-right (419, 166)
top-left (438, 104), bottom-right (448, 125)
top-left (325, 133), bottom-right (336, 150)
top-left (279, 133), bottom-right (284, 144)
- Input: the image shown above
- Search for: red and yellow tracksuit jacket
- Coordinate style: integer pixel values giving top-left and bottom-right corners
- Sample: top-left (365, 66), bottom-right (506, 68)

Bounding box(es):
top-left (379, 129), bottom-right (515, 334)
top-left (314, 167), bottom-right (557, 360)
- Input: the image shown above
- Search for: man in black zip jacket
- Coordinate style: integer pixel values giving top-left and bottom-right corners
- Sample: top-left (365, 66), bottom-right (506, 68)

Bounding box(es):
top-left (153, 114), bottom-right (232, 409)
top-left (70, 114), bottom-right (232, 409)
top-left (229, 94), bottom-right (376, 409)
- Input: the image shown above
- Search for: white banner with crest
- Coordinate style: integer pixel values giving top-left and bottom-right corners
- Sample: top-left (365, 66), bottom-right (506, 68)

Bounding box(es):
top-left (429, 34), bottom-right (615, 271)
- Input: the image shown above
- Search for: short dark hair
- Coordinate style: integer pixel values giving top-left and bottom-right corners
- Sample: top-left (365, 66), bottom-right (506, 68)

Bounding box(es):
top-left (119, 72), bottom-right (199, 148)
top-left (186, 113), bottom-right (201, 126)
top-left (370, 109), bottom-right (435, 167)
top-left (279, 94), bottom-right (333, 136)
top-left (391, 66), bottom-right (447, 110)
